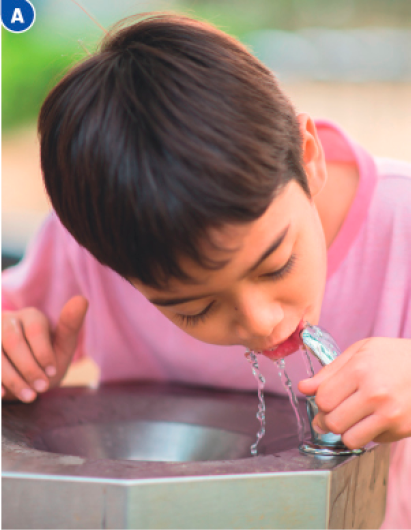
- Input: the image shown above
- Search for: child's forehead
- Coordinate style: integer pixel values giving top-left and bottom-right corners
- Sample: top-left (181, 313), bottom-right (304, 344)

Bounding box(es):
top-left (203, 223), bottom-right (252, 254)
top-left (152, 224), bottom-right (293, 296)
top-left (206, 183), bottom-right (301, 248)
top-left (133, 181), bottom-right (306, 296)
top-left (174, 184), bottom-right (302, 281)
top-left (208, 181), bottom-right (295, 232)
top-left (136, 219), bottom-right (292, 303)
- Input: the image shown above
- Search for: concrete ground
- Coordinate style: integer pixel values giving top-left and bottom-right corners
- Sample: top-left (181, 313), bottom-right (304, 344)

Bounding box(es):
top-left (2, 82), bottom-right (411, 387)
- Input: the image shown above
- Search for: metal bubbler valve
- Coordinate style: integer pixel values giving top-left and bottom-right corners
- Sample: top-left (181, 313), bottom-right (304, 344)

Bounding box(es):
top-left (299, 323), bottom-right (364, 456)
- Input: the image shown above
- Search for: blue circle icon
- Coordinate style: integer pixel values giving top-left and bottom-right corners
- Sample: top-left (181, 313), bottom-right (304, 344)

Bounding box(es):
top-left (1, 0), bottom-right (36, 33)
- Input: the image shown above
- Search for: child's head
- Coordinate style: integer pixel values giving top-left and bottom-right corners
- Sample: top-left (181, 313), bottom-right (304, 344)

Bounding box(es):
top-left (38, 13), bottom-right (328, 351)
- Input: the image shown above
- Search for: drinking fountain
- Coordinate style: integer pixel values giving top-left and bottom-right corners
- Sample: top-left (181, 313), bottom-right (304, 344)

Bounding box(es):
top-left (299, 323), bottom-right (364, 456)
top-left (2, 381), bottom-right (389, 529)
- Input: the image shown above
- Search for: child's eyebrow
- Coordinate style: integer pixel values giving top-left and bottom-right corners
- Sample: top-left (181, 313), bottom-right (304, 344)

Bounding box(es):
top-left (149, 225), bottom-right (290, 307)
top-left (246, 224), bottom-right (290, 274)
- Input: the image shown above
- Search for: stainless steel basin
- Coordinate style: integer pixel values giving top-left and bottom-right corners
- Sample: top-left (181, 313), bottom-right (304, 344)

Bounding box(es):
top-left (2, 382), bottom-right (389, 529)
top-left (34, 420), bottom-right (255, 462)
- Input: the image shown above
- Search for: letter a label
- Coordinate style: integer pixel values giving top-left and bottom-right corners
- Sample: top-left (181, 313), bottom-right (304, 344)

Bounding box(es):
top-left (1, 0), bottom-right (36, 33)
top-left (11, 8), bottom-right (24, 24)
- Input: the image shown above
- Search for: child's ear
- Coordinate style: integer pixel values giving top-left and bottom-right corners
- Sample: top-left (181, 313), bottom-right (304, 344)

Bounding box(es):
top-left (297, 113), bottom-right (327, 198)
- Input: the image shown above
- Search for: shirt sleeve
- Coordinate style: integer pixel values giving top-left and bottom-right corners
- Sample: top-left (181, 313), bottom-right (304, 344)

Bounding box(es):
top-left (2, 211), bottom-right (87, 360)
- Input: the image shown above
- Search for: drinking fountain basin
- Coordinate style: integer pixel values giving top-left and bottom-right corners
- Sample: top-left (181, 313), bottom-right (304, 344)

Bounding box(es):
top-left (34, 420), bottom-right (255, 462)
top-left (2, 382), bottom-right (389, 529)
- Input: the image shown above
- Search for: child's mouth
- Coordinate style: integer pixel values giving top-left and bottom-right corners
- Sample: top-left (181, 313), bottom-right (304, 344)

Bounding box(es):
top-left (260, 320), bottom-right (305, 361)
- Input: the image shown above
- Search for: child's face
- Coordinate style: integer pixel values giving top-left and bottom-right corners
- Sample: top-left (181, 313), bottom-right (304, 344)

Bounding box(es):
top-left (133, 178), bottom-right (327, 355)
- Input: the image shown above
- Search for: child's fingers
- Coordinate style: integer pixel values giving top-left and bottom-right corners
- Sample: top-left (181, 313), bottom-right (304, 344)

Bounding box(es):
top-left (312, 390), bottom-right (372, 435)
top-left (298, 338), bottom-right (370, 395)
top-left (2, 314), bottom-right (51, 393)
top-left (298, 355), bottom-right (350, 395)
top-left (53, 296), bottom-right (88, 370)
top-left (313, 362), bottom-right (359, 413)
top-left (1, 352), bottom-right (37, 402)
top-left (341, 413), bottom-right (384, 450)
top-left (20, 309), bottom-right (57, 378)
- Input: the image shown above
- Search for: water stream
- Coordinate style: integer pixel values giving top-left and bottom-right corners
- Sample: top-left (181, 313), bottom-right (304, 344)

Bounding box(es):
top-left (245, 351), bottom-right (266, 456)
top-left (301, 347), bottom-right (315, 377)
top-left (246, 348), bottom-right (314, 455)
top-left (275, 357), bottom-right (306, 443)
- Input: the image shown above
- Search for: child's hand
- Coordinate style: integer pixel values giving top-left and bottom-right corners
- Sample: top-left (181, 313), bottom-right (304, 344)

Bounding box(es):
top-left (298, 337), bottom-right (411, 449)
top-left (2, 296), bottom-right (88, 403)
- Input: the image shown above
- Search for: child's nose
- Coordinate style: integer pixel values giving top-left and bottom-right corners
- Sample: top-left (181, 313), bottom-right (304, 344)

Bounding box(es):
top-left (233, 296), bottom-right (284, 343)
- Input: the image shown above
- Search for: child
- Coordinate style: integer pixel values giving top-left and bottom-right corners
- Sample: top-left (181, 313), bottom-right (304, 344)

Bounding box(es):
top-left (2, 13), bottom-right (411, 528)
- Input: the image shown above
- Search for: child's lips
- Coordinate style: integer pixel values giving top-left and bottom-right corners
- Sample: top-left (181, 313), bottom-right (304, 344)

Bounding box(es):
top-left (260, 320), bottom-right (305, 361)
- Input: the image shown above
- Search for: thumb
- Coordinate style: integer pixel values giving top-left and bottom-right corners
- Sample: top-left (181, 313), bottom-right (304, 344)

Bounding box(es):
top-left (298, 338), bottom-right (368, 396)
top-left (53, 295), bottom-right (89, 368)
top-left (298, 376), bottom-right (320, 396)
top-left (298, 351), bottom-right (351, 396)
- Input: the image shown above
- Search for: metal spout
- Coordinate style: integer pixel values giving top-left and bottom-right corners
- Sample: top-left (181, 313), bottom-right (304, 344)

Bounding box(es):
top-left (300, 323), bottom-right (340, 367)
top-left (299, 323), bottom-right (363, 456)
top-left (305, 396), bottom-right (344, 447)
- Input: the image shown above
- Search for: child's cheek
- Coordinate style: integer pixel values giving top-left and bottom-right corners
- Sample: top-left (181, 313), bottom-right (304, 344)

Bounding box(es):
top-left (295, 210), bottom-right (327, 320)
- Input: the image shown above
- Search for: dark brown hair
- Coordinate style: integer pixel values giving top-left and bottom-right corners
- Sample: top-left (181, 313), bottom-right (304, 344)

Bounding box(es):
top-left (38, 12), bottom-right (308, 288)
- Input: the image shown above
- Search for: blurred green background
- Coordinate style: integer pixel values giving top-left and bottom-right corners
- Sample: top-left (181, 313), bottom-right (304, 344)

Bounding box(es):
top-left (2, 30), bottom-right (78, 131)
top-left (3, 0), bottom-right (411, 132)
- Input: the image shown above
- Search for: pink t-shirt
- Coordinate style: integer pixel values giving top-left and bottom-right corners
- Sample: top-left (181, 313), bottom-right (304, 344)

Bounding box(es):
top-left (2, 120), bottom-right (411, 527)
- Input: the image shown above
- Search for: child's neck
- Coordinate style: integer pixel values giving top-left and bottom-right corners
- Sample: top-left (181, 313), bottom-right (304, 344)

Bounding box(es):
top-left (315, 161), bottom-right (359, 249)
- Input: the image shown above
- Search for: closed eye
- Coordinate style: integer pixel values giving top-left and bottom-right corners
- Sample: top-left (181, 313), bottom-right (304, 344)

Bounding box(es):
top-left (174, 254), bottom-right (297, 327)
top-left (261, 253), bottom-right (297, 280)
top-left (175, 301), bottom-right (215, 327)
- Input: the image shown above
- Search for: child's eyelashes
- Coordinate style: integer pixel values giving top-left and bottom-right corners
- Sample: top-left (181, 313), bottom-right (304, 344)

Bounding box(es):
top-left (174, 254), bottom-right (297, 328)
top-left (175, 301), bottom-right (216, 327)
top-left (262, 253), bottom-right (297, 281)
